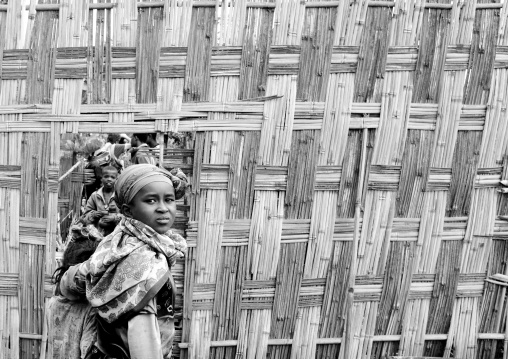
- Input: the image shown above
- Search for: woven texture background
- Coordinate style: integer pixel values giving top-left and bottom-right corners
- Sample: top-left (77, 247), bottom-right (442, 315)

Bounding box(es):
top-left (1, 0), bottom-right (508, 358)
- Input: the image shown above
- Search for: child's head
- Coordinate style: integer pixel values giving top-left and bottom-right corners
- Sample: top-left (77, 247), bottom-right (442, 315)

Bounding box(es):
top-left (53, 224), bottom-right (100, 293)
top-left (146, 133), bottom-right (158, 148)
top-left (115, 164), bottom-right (188, 234)
top-left (61, 238), bottom-right (98, 267)
top-left (107, 133), bottom-right (120, 144)
top-left (131, 133), bottom-right (149, 147)
top-left (101, 166), bottom-right (119, 190)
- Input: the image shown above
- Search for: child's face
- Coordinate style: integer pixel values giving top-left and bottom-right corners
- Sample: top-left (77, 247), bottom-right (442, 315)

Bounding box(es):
top-left (125, 181), bottom-right (176, 234)
top-left (101, 169), bottom-right (118, 189)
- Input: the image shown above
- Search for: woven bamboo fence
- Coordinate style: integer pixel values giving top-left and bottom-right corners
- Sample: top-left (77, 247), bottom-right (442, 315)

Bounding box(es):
top-left (1, 0), bottom-right (508, 358)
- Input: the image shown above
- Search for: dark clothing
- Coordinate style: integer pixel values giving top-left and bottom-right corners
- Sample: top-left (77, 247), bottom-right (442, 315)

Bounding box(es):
top-left (81, 187), bottom-right (121, 235)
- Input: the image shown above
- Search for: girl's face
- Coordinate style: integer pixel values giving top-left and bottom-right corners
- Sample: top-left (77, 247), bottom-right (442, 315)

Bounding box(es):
top-left (124, 181), bottom-right (176, 234)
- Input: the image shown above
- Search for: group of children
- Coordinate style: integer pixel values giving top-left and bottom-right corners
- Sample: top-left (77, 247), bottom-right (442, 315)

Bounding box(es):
top-left (47, 133), bottom-right (189, 359)
top-left (84, 133), bottom-right (160, 201)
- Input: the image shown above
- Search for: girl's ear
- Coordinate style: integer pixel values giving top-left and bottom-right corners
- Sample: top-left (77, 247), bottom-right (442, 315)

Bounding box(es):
top-left (122, 204), bottom-right (133, 218)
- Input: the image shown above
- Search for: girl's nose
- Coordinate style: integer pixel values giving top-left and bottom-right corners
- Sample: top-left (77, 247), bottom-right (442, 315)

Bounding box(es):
top-left (156, 201), bottom-right (169, 212)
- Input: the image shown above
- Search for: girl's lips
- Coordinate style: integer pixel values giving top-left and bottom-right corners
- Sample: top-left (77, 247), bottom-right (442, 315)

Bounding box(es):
top-left (156, 218), bottom-right (171, 223)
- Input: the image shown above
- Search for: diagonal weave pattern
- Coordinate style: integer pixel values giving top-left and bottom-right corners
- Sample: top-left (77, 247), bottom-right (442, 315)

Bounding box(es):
top-left (1, 0), bottom-right (508, 358)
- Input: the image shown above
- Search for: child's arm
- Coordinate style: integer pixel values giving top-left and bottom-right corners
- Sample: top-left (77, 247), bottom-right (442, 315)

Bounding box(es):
top-left (60, 261), bottom-right (89, 301)
top-left (99, 213), bottom-right (122, 225)
top-left (82, 194), bottom-right (104, 224)
top-left (127, 313), bottom-right (163, 359)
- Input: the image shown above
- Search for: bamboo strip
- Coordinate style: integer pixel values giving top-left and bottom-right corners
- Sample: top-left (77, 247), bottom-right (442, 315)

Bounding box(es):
top-left (163, 0), bottom-right (192, 47)
top-left (3, 45), bottom-right (508, 80)
top-left (87, 4), bottom-right (112, 105)
top-left (478, 69), bottom-right (508, 168)
top-left (477, 3), bottom-right (504, 10)
top-left (343, 128), bottom-right (368, 358)
top-left (353, 5), bottom-right (391, 102)
top-left (0, 129), bottom-right (21, 359)
top-left (258, 75), bottom-right (297, 166)
top-left (195, 190), bottom-right (226, 283)
top-left (0, 99), bottom-right (500, 118)
top-left (297, 6), bottom-right (336, 102)
top-left (237, 6), bottom-right (272, 98)
top-left (356, 192), bottom-right (397, 273)
top-left (449, 0), bottom-right (476, 45)
top-left (3, 0), bottom-right (26, 50)
top-left (318, 74), bottom-right (355, 166)
top-left (268, 241), bottom-right (306, 359)
top-left (290, 306), bottom-right (320, 358)
top-left (19, 330), bottom-right (44, 339)
top-left (111, 0), bottom-right (137, 47)
top-left (236, 309), bottom-right (271, 359)
top-left (336, 130), bottom-right (362, 218)
top-left (398, 299), bottom-right (430, 356)
top-left (136, 6), bottom-right (163, 104)
top-left (375, 239), bottom-right (417, 344)
top-left (8, 1), bottom-right (477, 12)
top-left (499, 0), bottom-right (508, 47)
top-left (247, 191), bottom-right (285, 281)
top-left (285, 129), bottom-right (320, 219)
top-left (179, 330), bottom-right (508, 348)
top-left (57, 0), bottom-right (88, 48)
top-left (427, 67), bottom-right (464, 170)
top-left (368, 1), bottom-right (395, 7)
top-left (304, 191), bottom-right (338, 278)
top-left (39, 298), bottom-right (48, 359)
top-left (271, 0), bottom-right (305, 46)
top-left (213, 0), bottom-right (246, 47)
top-left (183, 6), bottom-right (215, 102)
top-left (187, 310), bottom-right (212, 358)
top-left (371, 71), bottom-right (412, 165)
top-left (9, 296), bottom-right (20, 359)
top-left (444, 297), bottom-right (480, 357)
top-left (155, 79), bottom-right (184, 131)
top-left (414, 192), bottom-right (447, 275)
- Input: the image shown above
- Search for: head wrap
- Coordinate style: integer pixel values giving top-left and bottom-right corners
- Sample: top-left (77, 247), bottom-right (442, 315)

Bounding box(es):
top-left (115, 164), bottom-right (188, 208)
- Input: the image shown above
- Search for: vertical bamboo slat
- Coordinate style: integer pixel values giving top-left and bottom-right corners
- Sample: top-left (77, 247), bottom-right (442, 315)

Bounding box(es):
top-left (239, 5), bottom-right (273, 100)
top-left (0, 5), bottom-right (23, 355)
top-left (342, 128), bottom-right (368, 359)
top-left (183, 6), bottom-right (215, 102)
top-left (136, 6), bottom-right (163, 104)
top-left (87, 1), bottom-right (111, 105)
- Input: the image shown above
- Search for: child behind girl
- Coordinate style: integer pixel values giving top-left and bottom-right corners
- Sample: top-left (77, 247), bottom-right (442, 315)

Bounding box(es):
top-left (82, 165), bottom-right (122, 236)
top-left (66, 164), bottom-right (188, 359)
top-left (45, 223), bottom-right (101, 359)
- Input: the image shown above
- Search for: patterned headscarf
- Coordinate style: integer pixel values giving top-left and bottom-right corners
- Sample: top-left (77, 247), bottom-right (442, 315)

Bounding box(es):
top-left (114, 164), bottom-right (188, 209)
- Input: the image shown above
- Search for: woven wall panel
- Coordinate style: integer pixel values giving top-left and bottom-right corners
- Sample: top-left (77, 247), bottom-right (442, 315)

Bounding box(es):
top-left (1, 1), bottom-right (508, 359)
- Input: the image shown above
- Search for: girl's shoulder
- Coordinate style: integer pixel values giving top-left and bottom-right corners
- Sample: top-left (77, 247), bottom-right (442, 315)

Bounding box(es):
top-left (165, 229), bottom-right (185, 242)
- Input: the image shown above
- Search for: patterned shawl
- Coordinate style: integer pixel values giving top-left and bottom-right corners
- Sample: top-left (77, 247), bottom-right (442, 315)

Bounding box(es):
top-left (86, 217), bottom-right (186, 323)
